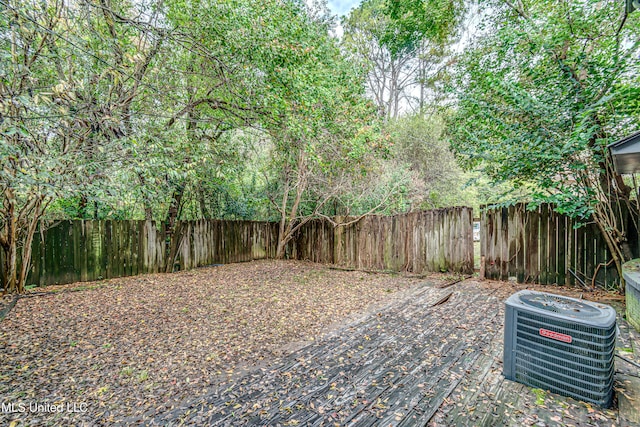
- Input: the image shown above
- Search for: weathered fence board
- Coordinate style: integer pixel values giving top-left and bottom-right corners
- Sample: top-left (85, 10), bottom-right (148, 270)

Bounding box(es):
top-left (1, 207), bottom-right (474, 288)
top-left (0, 220), bottom-right (273, 287)
top-left (481, 203), bottom-right (639, 288)
top-left (296, 207), bottom-right (473, 274)
top-left (26, 220), bottom-right (168, 286)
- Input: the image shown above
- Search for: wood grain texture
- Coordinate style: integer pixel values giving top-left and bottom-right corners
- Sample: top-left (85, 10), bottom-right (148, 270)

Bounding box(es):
top-left (481, 203), bottom-right (639, 287)
top-left (2, 208), bottom-right (474, 288)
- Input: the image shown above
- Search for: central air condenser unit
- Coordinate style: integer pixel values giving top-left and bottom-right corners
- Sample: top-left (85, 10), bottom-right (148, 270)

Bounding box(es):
top-left (503, 290), bottom-right (616, 408)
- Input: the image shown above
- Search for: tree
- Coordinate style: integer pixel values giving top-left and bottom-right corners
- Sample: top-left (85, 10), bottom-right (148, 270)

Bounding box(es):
top-left (342, 0), bottom-right (462, 118)
top-left (249, 1), bottom-right (390, 258)
top-left (450, 0), bottom-right (640, 287)
top-left (0, 0), bottom-right (172, 292)
top-left (0, 0), bottom-right (164, 291)
top-left (342, 0), bottom-right (418, 120)
top-left (0, 0), bottom-right (411, 291)
top-left (388, 113), bottom-right (471, 210)
top-left (382, 0), bottom-right (463, 58)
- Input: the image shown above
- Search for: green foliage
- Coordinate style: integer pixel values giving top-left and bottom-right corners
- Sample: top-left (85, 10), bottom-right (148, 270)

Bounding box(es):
top-left (388, 114), bottom-right (467, 209)
top-left (2, 0), bottom-right (528, 289)
top-left (341, 0), bottom-right (459, 118)
top-left (362, 113), bottom-right (502, 213)
top-left (0, 0), bottom-right (404, 277)
top-left (449, 0), bottom-right (640, 282)
top-left (383, 0), bottom-right (464, 57)
top-left (450, 0), bottom-right (640, 219)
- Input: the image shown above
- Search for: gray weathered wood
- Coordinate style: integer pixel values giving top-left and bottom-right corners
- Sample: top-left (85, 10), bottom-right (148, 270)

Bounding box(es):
top-left (4, 208), bottom-right (474, 288)
top-left (481, 203), bottom-right (638, 288)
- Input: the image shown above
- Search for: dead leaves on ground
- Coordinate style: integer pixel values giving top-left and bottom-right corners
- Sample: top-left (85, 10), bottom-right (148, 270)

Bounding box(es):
top-left (0, 260), bottom-right (423, 425)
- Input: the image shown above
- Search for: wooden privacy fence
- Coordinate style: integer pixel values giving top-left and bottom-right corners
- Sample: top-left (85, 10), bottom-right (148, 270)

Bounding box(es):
top-left (19, 220), bottom-right (280, 287)
top-left (1, 207), bottom-right (474, 287)
top-left (295, 208), bottom-right (474, 273)
top-left (480, 203), bottom-right (638, 287)
top-left (175, 220), bottom-right (280, 271)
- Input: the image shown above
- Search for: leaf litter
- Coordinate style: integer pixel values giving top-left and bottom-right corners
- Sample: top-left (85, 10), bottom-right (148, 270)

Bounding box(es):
top-left (0, 260), bottom-right (427, 425)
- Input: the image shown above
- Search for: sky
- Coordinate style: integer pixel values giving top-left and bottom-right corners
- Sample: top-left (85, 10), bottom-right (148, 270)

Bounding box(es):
top-left (327, 0), bottom-right (361, 17)
top-left (325, 0), bottom-right (361, 37)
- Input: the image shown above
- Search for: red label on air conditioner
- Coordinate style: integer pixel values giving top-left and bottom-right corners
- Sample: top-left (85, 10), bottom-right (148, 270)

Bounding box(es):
top-left (539, 328), bottom-right (572, 343)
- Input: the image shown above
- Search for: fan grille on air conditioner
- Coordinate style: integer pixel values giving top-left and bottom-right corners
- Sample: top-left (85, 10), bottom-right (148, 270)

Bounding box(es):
top-left (503, 290), bottom-right (616, 408)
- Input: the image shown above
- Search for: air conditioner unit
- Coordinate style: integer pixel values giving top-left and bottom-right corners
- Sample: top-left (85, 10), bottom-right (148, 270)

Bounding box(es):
top-left (503, 290), bottom-right (616, 408)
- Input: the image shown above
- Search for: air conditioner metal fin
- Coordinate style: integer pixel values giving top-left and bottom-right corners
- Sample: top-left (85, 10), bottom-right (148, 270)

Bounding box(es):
top-left (503, 290), bottom-right (616, 408)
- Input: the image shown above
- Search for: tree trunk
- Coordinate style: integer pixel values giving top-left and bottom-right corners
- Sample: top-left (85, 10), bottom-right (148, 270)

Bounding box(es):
top-left (585, 128), bottom-right (636, 291)
top-left (593, 206), bottom-right (625, 286)
top-left (1, 191), bottom-right (48, 293)
top-left (591, 165), bottom-right (636, 291)
top-left (78, 194), bottom-right (89, 219)
top-left (164, 184), bottom-right (185, 272)
top-left (164, 104), bottom-right (197, 271)
top-left (18, 198), bottom-right (43, 290)
top-left (2, 194), bottom-right (18, 293)
top-left (198, 187), bottom-right (211, 219)
top-left (276, 150), bottom-right (307, 259)
top-left (275, 238), bottom-right (287, 259)
top-left (276, 178), bottom-right (290, 259)
top-left (137, 172), bottom-right (154, 220)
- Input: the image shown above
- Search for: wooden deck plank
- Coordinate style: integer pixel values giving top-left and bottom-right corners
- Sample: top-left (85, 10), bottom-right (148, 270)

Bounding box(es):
top-left (141, 280), bottom-right (627, 427)
top-left (432, 331), bottom-right (504, 426)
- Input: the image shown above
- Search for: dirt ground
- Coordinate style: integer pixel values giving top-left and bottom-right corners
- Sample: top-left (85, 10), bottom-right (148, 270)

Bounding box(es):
top-left (0, 260), bottom-right (439, 426)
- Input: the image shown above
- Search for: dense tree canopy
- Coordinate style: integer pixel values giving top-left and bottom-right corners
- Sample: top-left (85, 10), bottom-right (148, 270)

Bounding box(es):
top-left (0, 0), bottom-right (391, 291)
top-left (3, 0), bottom-right (637, 292)
top-left (341, 0), bottom-right (461, 118)
top-left (450, 0), bottom-right (640, 280)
